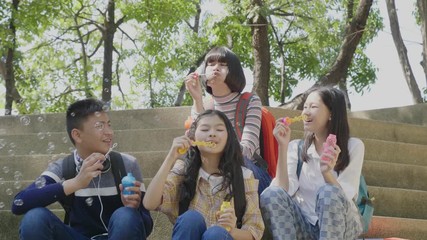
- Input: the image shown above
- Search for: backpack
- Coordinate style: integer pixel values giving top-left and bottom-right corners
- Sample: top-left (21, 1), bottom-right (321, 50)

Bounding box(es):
top-left (296, 140), bottom-right (374, 234)
top-left (61, 151), bottom-right (126, 225)
top-left (235, 92), bottom-right (278, 178)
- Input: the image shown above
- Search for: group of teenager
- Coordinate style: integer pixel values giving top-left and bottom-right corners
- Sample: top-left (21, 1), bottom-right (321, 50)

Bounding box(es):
top-left (12, 46), bottom-right (365, 240)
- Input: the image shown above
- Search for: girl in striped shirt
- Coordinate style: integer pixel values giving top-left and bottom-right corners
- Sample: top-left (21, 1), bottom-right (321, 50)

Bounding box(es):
top-left (185, 46), bottom-right (271, 194)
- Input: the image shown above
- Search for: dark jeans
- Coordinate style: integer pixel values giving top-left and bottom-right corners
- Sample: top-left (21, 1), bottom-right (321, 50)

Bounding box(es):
top-left (19, 207), bottom-right (147, 240)
top-left (172, 210), bottom-right (233, 240)
top-left (244, 156), bottom-right (272, 195)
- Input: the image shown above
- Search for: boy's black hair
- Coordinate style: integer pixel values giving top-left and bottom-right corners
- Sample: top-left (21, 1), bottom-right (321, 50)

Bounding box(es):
top-left (201, 46), bottom-right (246, 95)
top-left (66, 98), bottom-right (106, 145)
top-left (302, 87), bottom-right (350, 172)
top-left (178, 109), bottom-right (246, 228)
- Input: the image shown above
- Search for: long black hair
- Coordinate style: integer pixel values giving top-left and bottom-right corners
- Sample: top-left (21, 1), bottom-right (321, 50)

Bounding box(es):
top-left (200, 46), bottom-right (246, 95)
top-left (302, 87), bottom-right (351, 172)
top-left (178, 109), bottom-right (246, 227)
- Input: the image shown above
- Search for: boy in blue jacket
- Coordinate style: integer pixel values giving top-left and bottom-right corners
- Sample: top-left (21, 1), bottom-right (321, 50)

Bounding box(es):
top-left (12, 98), bottom-right (152, 239)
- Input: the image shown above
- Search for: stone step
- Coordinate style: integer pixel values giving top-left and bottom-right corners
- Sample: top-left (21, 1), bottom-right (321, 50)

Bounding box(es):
top-left (2, 151), bottom-right (426, 192)
top-left (1, 129), bottom-right (426, 164)
top-left (363, 161), bottom-right (427, 191)
top-left (368, 186), bottom-right (427, 219)
top-left (363, 216), bottom-right (427, 240)
top-left (0, 107), bottom-right (193, 134)
top-left (0, 128), bottom-right (185, 155)
top-left (2, 107), bottom-right (426, 145)
top-left (267, 107), bottom-right (427, 145)
top-left (0, 151), bottom-right (167, 180)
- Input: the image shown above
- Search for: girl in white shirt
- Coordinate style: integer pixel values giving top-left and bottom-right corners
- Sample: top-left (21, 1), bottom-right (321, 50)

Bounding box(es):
top-left (260, 87), bottom-right (364, 240)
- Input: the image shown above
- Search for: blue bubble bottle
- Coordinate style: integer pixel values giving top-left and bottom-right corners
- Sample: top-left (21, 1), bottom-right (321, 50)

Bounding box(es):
top-left (121, 173), bottom-right (135, 195)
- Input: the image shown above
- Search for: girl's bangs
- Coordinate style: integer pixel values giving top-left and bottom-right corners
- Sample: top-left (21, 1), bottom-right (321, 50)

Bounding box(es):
top-left (205, 50), bottom-right (227, 63)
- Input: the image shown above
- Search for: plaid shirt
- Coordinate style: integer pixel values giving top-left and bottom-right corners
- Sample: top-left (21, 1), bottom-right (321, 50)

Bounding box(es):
top-left (158, 160), bottom-right (265, 240)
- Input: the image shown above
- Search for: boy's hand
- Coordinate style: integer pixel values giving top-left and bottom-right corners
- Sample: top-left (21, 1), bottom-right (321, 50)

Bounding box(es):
top-left (63, 153), bottom-right (105, 195)
top-left (120, 181), bottom-right (142, 208)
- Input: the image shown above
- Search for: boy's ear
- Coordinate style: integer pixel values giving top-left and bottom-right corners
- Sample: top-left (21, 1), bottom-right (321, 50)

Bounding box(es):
top-left (71, 128), bottom-right (83, 144)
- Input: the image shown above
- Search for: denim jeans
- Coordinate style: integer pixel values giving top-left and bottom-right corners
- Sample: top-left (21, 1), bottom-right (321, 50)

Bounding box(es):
top-left (172, 210), bottom-right (233, 240)
top-left (19, 207), bottom-right (147, 240)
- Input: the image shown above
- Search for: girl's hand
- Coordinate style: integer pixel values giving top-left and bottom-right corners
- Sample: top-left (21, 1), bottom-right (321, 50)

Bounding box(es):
top-left (273, 120), bottom-right (291, 145)
top-left (168, 135), bottom-right (192, 160)
top-left (216, 207), bottom-right (237, 232)
top-left (185, 72), bottom-right (203, 101)
top-left (320, 143), bottom-right (341, 173)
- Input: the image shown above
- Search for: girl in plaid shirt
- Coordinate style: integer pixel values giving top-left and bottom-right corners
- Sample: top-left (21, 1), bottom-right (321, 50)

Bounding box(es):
top-left (144, 110), bottom-right (264, 240)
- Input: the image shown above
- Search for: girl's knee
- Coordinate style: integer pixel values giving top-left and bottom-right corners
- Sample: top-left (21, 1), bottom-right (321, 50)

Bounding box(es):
top-left (260, 186), bottom-right (290, 207)
top-left (203, 226), bottom-right (230, 240)
top-left (176, 210), bottom-right (206, 228)
top-left (317, 184), bottom-right (345, 201)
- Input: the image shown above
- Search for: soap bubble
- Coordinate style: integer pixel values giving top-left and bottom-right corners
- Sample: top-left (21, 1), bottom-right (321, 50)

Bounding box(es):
top-left (13, 199), bottom-right (24, 206)
top-left (14, 181), bottom-right (22, 189)
top-left (6, 188), bottom-right (13, 195)
top-left (62, 137), bottom-right (68, 144)
top-left (8, 149), bottom-right (15, 156)
top-left (3, 166), bottom-right (10, 174)
top-left (0, 202), bottom-right (4, 209)
top-left (37, 116), bottom-right (45, 122)
top-left (46, 142), bottom-right (55, 154)
top-left (85, 197), bottom-right (93, 206)
top-left (35, 176), bottom-right (46, 189)
top-left (20, 116), bottom-right (31, 126)
top-left (37, 132), bottom-right (46, 140)
top-left (14, 171), bottom-right (23, 181)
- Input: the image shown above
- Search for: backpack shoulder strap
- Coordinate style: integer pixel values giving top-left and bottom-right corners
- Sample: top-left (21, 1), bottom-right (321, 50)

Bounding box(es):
top-left (234, 92), bottom-right (252, 140)
top-left (109, 151), bottom-right (126, 194)
top-left (296, 139), bottom-right (304, 178)
top-left (61, 154), bottom-right (76, 225)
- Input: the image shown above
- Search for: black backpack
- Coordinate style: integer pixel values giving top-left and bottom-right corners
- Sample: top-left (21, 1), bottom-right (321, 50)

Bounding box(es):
top-left (60, 151), bottom-right (126, 225)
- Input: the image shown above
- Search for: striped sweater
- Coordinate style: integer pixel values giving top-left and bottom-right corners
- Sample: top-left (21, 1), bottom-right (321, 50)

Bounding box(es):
top-left (192, 92), bottom-right (262, 160)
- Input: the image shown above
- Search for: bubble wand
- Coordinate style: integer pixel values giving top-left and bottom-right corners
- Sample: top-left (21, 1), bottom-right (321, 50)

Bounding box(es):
top-left (177, 141), bottom-right (216, 154)
top-left (282, 115), bottom-right (307, 126)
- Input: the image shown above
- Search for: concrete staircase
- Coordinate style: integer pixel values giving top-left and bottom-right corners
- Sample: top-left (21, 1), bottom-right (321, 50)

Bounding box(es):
top-left (0, 106), bottom-right (426, 240)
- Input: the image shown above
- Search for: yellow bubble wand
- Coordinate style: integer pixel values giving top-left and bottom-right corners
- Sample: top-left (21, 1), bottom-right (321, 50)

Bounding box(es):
top-left (177, 141), bottom-right (216, 154)
top-left (282, 115), bottom-right (307, 126)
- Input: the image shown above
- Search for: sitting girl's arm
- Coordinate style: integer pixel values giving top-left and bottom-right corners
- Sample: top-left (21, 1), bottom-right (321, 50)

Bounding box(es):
top-left (143, 135), bottom-right (191, 210)
top-left (270, 120), bottom-right (292, 190)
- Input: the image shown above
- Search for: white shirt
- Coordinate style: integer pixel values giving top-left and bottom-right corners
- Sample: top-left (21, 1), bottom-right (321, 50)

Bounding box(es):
top-left (287, 138), bottom-right (365, 225)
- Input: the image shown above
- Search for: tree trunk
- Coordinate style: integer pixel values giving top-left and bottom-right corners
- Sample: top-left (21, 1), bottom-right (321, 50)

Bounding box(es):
top-left (251, 0), bottom-right (271, 106)
top-left (102, 0), bottom-right (116, 105)
top-left (174, 0), bottom-right (203, 106)
top-left (4, 0), bottom-right (22, 115)
top-left (386, 0), bottom-right (423, 103)
top-left (417, 0), bottom-right (427, 89)
top-left (281, 0), bottom-right (373, 110)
